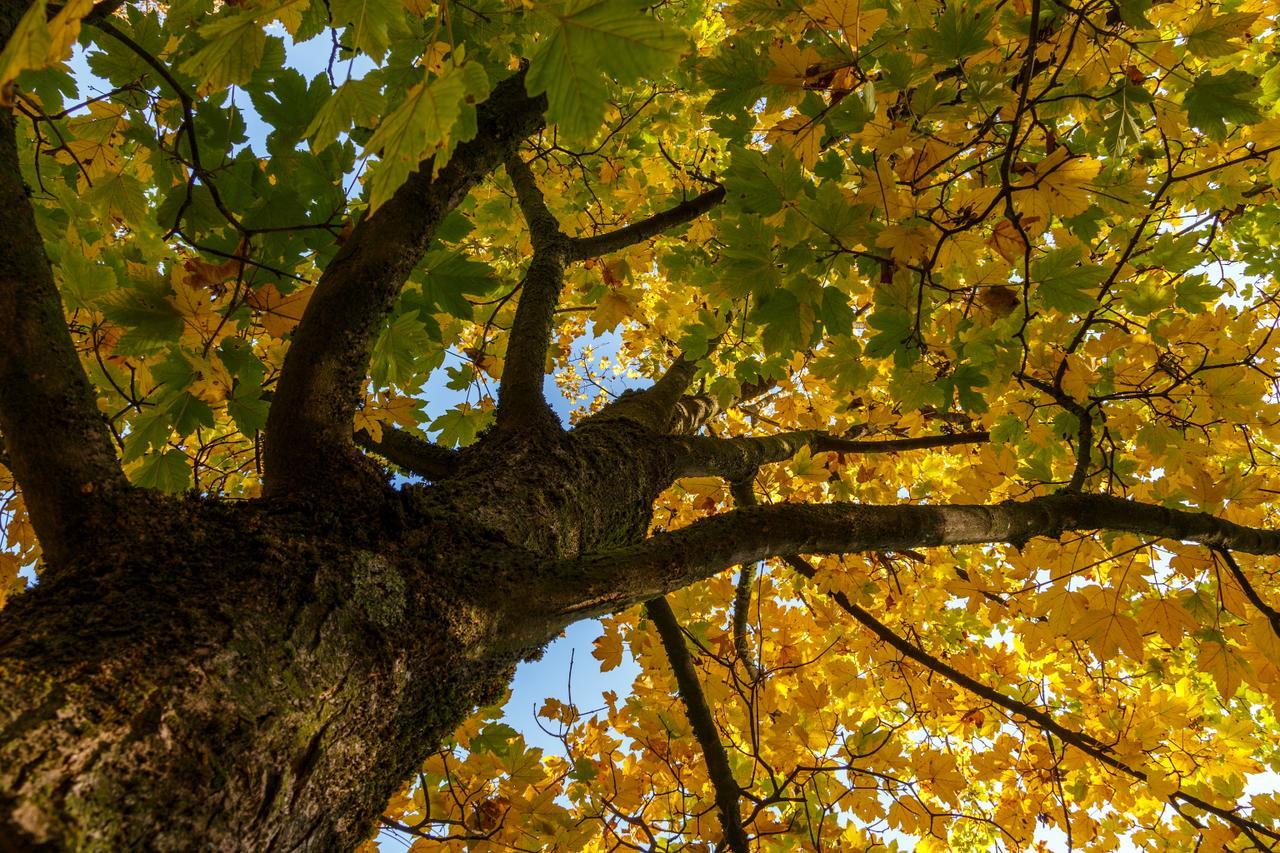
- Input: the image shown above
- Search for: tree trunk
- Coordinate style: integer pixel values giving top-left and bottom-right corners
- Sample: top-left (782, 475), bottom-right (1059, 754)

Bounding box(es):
top-left (0, 424), bottom-right (674, 850)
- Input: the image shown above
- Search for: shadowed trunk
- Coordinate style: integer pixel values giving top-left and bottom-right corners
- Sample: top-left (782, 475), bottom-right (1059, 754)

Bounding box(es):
top-left (0, 424), bottom-right (676, 851)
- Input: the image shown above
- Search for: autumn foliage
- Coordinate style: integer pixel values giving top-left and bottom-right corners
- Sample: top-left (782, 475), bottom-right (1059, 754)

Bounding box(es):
top-left (4, 0), bottom-right (1280, 848)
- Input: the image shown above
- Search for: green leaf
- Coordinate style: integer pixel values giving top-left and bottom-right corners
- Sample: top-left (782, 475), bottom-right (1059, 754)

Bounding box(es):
top-left (179, 11), bottom-right (267, 95)
top-left (1184, 70), bottom-right (1262, 141)
top-left (865, 307), bottom-right (914, 360)
top-left (166, 392), bottom-right (216, 437)
top-left (371, 310), bottom-right (433, 388)
top-left (57, 251), bottom-right (116, 311)
top-left (329, 0), bottom-right (406, 57)
top-left (723, 146), bottom-right (801, 215)
top-left (526, 0), bottom-right (684, 141)
top-left (1184, 11), bottom-right (1257, 59)
top-left (305, 77), bottom-right (386, 152)
top-left (925, 1), bottom-right (993, 65)
top-left (752, 289), bottom-right (813, 354)
top-left (132, 449), bottom-right (193, 493)
top-left (227, 391), bottom-right (270, 435)
top-left (249, 69), bottom-right (330, 153)
top-left (430, 403), bottom-right (493, 448)
top-left (103, 288), bottom-right (183, 355)
top-left (1102, 83), bottom-right (1150, 155)
top-left (1032, 246), bottom-right (1105, 314)
top-left (365, 60), bottom-right (490, 212)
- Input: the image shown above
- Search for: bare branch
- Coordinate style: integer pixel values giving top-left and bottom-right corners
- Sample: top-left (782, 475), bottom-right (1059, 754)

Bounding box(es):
top-left (354, 425), bottom-right (459, 481)
top-left (645, 597), bottom-right (750, 853)
top-left (496, 156), bottom-right (570, 433)
top-left (264, 72), bottom-right (546, 494)
top-left (545, 494), bottom-right (1280, 621)
top-left (0, 109), bottom-right (125, 565)
top-left (567, 187), bottom-right (725, 260)
top-left (789, 553), bottom-right (1280, 844)
top-left (1215, 549), bottom-right (1280, 639)
top-left (1018, 372), bottom-right (1093, 492)
top-left (673, 429), bottom-right (990, 482)
top-left (729, 475), bottom-right (761, 682)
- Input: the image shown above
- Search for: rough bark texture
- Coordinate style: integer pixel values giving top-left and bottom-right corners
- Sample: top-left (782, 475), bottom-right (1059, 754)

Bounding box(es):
top-left (0, 423), bottom-right (685, 851)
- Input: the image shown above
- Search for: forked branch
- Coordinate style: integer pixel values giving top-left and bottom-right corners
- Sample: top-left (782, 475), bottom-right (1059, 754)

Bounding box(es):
top-left (264, 72), bottom-right (547, 493)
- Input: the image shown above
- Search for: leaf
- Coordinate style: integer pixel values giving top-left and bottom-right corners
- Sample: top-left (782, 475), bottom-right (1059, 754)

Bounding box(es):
top-left (132, 449), bottom-right (193, 493)
top-left (364, 60), bottom-right (490, 212)
top-left (1032, 246), bottom-right (1105, 314)
top-left (245, 284), bottom-right (313, 338)
top-left (1016, 149), bottom-right (1101, 221)
top-left (305, 77), bottom-right (386, 152)
top-left (1198, 637), bottom-right (1248, 698)
top-left (370, 311), bottom-right (433, 388)
top-left (1182, 9), bottom-right (1257, 59)
top-left (1185, 70), bottom-right (1262, 141)
top-left (0, 0), bottom-right (93, 105)
top-left (180, 11), bottom-right (268, 95)
top-left (1102, 83), bottom-right (1151, 155)
top-left (1138, 597), bottom-right (1197, 646)
top-left (1068, 608), bottom-right (1144, 661)
top-left (526, 0), bottom-right (684, 140)
top-left (329, 0), bottom-right (406, 57)
top-left (429, 403), bottom-right (493, 447)
top-left (925, 1), bottom-right (993, 64)
top-left (765, 115), bottom-right (825, 169)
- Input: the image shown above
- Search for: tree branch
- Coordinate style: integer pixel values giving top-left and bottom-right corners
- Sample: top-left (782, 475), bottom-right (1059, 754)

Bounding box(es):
top-left (587, 351), bottom-right (709, 433)
top-left (786, 553), bottom-right (1280, 843)
top-left (672, 429), bottom-right (990, 482)
top-left (496, 155), bottom-right (569, 432)
top-left (566, 186), bottom-right (725, 261)
top-left (0, 107), bottom-right (125, 566)
top-left (354, 425), bottom-right (458, 481)
top-left (264, 72), bottom-right (546, 494)
top-left (645, 597), bottom-right (750, 853)
top-left (1018, 373), bottom-right (1093, 492)
top-left (545, 494), bottom-right (1280, 621)
top-left (1215, 549), bottom-right (1280, 639)
top-left (729, 475), bottom-right (761, 682)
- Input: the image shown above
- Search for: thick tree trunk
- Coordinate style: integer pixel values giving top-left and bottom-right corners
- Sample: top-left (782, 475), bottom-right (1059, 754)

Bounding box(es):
top-left (0, 424), bottom-right (674, 851)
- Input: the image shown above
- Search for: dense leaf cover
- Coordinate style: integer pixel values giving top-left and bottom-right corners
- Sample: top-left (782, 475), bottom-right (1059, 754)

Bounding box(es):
top-left (4, 0), bottom-right (1280, 848)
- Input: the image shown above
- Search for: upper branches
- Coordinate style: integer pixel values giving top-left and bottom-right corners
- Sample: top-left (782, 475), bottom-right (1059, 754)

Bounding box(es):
top-left (263, 72), bottom-right (547, 495)
top-left (543, 493), bottom-right (1280, 621)
top-left (0, 105), bottom-right (125, 566)
top-left (496, 155), bottom-right (571, 433)
top-left (498, 161), bottom-right (725, 433)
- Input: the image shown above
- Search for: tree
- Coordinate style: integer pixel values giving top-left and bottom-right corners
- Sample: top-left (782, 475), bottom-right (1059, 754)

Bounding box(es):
top-left (2, 0), bottom-right (1280, 846)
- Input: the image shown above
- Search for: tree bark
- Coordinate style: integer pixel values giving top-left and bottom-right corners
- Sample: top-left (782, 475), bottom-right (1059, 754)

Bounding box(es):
top-left (0, 422), bottom-right (683, 851)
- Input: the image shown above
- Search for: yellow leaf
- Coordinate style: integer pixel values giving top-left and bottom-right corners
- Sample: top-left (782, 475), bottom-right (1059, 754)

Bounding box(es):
top-left (1016, 149), bottom-right (1101, 221)
top-left (1138, 597), bottom-right (1196, 647)
top-left (1199, 639), bottom-right (1248, 698)
top-left (245, 284), bottom-right (313, 338)
top-left (766, 43), bottom-right (824, 88)
top-left (805, 0), bottom-right (888, 47)
top-left (765, 114), bottom-right (825, 169)
top-left (1068, 608), bottom-right (1144, 661)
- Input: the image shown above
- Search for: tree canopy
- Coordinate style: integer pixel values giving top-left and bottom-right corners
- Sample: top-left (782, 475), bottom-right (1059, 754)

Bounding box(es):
top-left (3, 0), bottom-right (1280, 848)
